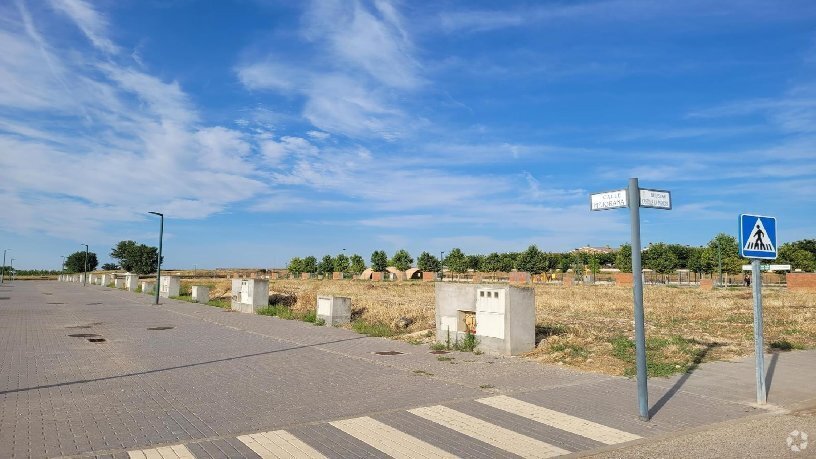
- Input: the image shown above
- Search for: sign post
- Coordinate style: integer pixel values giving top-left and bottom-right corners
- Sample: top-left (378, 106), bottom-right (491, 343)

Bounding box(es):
top-left (591, 178), bottom-right (671, 421)
top-left (739, 214), bottom-right (777, 405)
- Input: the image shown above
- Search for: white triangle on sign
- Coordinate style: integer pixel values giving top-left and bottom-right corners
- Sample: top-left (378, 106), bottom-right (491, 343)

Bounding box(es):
top-left (744, 218), bottom-right (775, 252)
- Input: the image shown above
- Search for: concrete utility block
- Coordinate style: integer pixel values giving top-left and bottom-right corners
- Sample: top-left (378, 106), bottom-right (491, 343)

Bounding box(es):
top-left (332, 271), bottom-right (343, 280)
top-left (562, 276), bottom-right (574, 286)
top-left (230, 279), bottom-right (269, 314)
top-left (160, 276), bottom-right (181, 298)
top-left (114, 278), bottom-right (125, 289)
top-left (316, 295), bottom-right (351, 326)
top-left (301, 273), bottom-right (310, 280)
top-left (699, 279), bottom-right (714, 291)
top-left (269, 272), bottom-right (279, 280)
top-left (191, 286), bottom-right (210, 303)
top-left (141, 281), bottom-right (155, 294)
top-left (124, 273), bottom-right (139, 292)
top-left (371, 272), bottom-right (383, 281)
top-left (787, 273), bottom-right (816, 291)
top-left (435, 283), bottom-right (535, 356)
top-left (422, 271), bottom-right (436, 282)
top-left (508, 271), bottom-right (531, 284)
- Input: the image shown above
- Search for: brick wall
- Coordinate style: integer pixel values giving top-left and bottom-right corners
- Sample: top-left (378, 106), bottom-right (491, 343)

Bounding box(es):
top-left (614, 272), bottom-right (633, 286)
top-left (508, 271), bottom-right (531, 284)
top-left (422, 271), bottom-right (436, 282)
top-left (787, 273), bottom-right (816, 291)
top-left (699, 279), bottom-right (713, 290)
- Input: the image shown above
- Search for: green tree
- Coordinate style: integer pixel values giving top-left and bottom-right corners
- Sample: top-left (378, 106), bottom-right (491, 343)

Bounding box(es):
top-left (110, 240), bottom-right (161, 275)
top-left (317, 255), bottom-right (334, 275)
top-left (643, 243), bottom-right (678, 274)
top-left (707, 233), bottom-right (744, 275)
top-left (587, 256), bottom-right (601, 278)
top-left (516, 245), bottom-right (547, 274)
top-left (499, 253), bottom-right (517, 272)
top-left (778, 244), bottom-right (816, 272)
top-left (334, 253), bottom-right (350, 273)
top-left (65, 251), bottom-right (98, 273)
top-left (349, 254), bottom-right (366, 274)
top-left (466, 254), bottom-right (483, 271)
top-left (390, 249), bottom-right (414, 271)
top-left (370, 250), bottom-right (388, 272)
top-left (687, 248), bottom-right (704, 273)
top-left (481, 252), bottom-right (502, 272)
top-left (445, 248), bottom-right (468, 273)
top-left (302, 256), bottom-right (317, 273)
top-left (417, 252), bottom-right (440, 272)
top-left (100, 263), bottom-right (119, 271)
top-left (287, 257), bottom-right (304, 276)
top-left (615, 244), bottom-right (632, 272)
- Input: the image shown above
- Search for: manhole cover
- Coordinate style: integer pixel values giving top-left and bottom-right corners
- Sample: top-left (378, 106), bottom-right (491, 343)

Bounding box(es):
top-left (68, 333), bottom-right (99, 338)
top-left (47, 302), bottom-right (64, 305)
top-left (147, 326), bottom-right (175, 331)
top-left (429, 350), bottom-right (450, 355)
top-left (66, 325), bottom-right (92, 329)
top-left (87, 302), bottom-right (102, 305)
top-left (373, 351), bottom-right (404, 356)
top-left (43, 293), bottom-right (53, 295)
top-left (87, 338), bottom-right (106, 343)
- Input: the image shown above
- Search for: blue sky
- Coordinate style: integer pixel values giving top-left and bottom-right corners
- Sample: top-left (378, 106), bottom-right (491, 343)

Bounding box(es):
top-left (1, 0), bottom-right (815, 270)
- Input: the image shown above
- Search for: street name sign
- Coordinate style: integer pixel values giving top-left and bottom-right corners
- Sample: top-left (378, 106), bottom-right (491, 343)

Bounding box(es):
top-left (639, 189), bottom-right (672, 210)
top-left (590, 189), bottom-right (627, 211)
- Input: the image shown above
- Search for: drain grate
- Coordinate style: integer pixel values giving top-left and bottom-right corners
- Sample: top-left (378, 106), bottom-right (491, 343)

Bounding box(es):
top-left (68, 333), bottom-right (99, 338)
top-left (373, 351), bottom-right (404, 356)
top-left (43, 293), bottom-right (53, 295)
top-left (47, 302), bottom-right (64, 305)
top-left (87, 338), bottom-right (106, 343)
top-left (147, 326), bottom-right (175, 331)
top-left (66, 325), bottom-right (92, 329)
top-left (86, 302), bottom-right (102, 305)
top-left (429, 350), bottom-right (450, 355)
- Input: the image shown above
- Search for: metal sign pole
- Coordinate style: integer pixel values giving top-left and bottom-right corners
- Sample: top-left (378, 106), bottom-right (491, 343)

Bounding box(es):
top-left (628, 178), bottom-right (649, 421)
top-left (752, 258), bottom-right (766, 404)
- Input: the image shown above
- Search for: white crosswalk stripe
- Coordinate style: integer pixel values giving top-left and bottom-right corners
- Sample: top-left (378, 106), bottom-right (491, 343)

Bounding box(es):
top-left (477, 395), bottom-right (642, 445)
top-left (409, 405), bottom-right (570, 459)
top-left (127, 444), bottom-right (195, 459)
top-left (330, 416), bottom-right (457, 459)
top-left (237, 429), bottom-right (327, 459)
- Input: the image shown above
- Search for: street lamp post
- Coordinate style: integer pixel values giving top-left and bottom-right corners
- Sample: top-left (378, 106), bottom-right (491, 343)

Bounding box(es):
top-left (1, 249), bottom-right (7, 283)
top-left (439, 251), bottom-right (445, 281)
top-left (82, 244), bottom-right (89, 286)
top-left (149, 212), bottom-right (164, 305)
top-left (717, 240), bottom-right (723, 287)
top-left (9, 258), bottom-right (15, 281)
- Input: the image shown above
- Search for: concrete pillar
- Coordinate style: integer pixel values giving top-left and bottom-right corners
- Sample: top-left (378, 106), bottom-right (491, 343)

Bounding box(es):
top-left (191, 286), bottom-right (210, 303)
top-left (140, 281), bottom-right (155, 294)
top-left (159, 276), bottom-right (181, 298)
top-left (230, 279), bottom-right (269, 313)
top-left (114, 277), bottom-right (125, 289)
top-left (124, 273), bottom-right (139, 292)
top-left (317, 296), bottom-right (351, 326)
top-left (101, 274), bottom-right (112, 286)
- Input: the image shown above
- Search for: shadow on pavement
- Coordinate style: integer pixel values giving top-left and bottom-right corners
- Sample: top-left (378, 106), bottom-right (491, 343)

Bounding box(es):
top-left (649, 341), bottom-right (722, 418)
top-left (0, 335), bottom-right (368, 396)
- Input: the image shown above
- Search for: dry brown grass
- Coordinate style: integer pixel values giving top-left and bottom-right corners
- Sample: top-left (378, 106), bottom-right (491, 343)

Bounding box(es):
top-left (186, 278), bottom-right (816, 376)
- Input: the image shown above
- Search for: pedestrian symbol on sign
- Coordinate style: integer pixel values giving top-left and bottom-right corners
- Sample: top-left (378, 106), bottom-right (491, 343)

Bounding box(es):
top-left (744, 219), bottom-right (774, 253)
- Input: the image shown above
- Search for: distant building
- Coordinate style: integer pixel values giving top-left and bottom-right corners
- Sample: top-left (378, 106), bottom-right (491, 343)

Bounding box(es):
top-left (572, 245), bottom-right (615, 254)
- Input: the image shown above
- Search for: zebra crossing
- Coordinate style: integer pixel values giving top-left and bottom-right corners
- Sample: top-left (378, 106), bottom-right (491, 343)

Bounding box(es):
top-left (126, 395), bottom-right (642, 458)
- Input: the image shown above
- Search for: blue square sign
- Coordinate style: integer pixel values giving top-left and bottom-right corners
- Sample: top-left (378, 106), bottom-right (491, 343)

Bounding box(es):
top-left (739, 214), bottom-right (777, 260)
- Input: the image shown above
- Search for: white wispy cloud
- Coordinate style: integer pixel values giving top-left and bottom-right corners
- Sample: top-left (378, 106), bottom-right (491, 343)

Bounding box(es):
top-left (49, 0), bottom-right (119, 54)
top-left (0, 2), bottom-right (267, 240)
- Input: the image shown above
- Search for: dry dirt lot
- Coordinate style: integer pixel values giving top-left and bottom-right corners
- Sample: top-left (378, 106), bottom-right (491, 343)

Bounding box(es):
top-left (183, 278), bottom-right (816, 377)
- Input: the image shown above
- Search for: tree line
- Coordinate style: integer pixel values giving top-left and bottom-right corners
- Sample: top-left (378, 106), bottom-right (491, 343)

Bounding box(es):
top-left (60, 240), bottom-right (162, 275)
top-left (286, 235), bottom-right (816, 275)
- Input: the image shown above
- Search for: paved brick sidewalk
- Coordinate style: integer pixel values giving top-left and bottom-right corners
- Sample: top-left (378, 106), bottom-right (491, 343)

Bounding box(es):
top-left (0, 281), bottom-right (812, 458)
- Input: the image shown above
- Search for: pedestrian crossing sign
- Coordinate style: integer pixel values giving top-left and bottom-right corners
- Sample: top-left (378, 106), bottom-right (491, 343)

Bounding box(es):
top-left (739, 214), bottom-right (777, 259)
